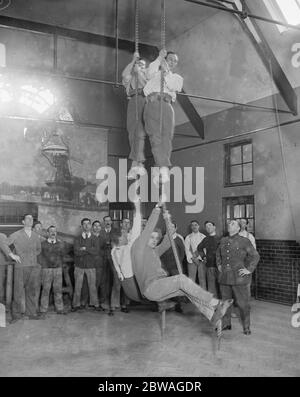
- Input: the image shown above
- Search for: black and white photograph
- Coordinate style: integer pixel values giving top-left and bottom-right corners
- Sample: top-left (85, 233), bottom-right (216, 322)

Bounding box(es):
top-left (0, 0), bottom-right (299, 381)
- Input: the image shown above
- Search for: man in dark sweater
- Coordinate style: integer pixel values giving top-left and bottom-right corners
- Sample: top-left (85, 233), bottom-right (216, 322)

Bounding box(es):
top-left (39, 226), bottom-right (65, 315)
top-left (131, 202), bottom-right (233, 333)
top-left (197, 221), bottom-right (220, 298)
top-left (72, 218), bottom-right (100, 311)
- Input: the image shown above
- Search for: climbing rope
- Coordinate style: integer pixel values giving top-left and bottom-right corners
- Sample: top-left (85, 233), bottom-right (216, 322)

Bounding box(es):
top-left (269, 59), bottom-right (297, 241)
top-left (158, 1), bottom-right (182, 275)
top-left (159, 0), bottom-right (166, 142)
top-left (134, 0), bottom-right (140, 125)
top-left (162, 203), bottom-right (183, 275)
top-left (115, 0), bottom-right (119, 86)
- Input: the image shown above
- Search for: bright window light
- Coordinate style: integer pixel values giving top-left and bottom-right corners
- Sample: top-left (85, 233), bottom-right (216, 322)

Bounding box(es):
top-left (0, 43), bottom-right (5, 67)
top-left (263, 0), bottom-right (300, 32)
top-left (276, 0), bottom-right (300, 26)
top-left (20, 85), bottom-right (55, 114)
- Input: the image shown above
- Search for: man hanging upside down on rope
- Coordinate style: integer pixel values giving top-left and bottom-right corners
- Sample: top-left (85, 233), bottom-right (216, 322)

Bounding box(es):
top-left (143, 49), bottom-right (183, 185)
top-left (131, 200), bottom-right (233, 335)
top-left (122, 52), bottom-right (148, 179)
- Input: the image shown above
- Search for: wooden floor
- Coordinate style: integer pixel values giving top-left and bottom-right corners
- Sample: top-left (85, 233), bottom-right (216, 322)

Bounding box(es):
top-left (0, 299), bottom-right (299, 377)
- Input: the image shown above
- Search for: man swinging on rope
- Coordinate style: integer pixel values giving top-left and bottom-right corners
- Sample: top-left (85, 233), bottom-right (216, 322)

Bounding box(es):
top-left (122, 52), bottom-right (148, 179)
top-left (143, 49), bottom-right (183, 185)
top-left (131, 201), bottom-right (233, 333)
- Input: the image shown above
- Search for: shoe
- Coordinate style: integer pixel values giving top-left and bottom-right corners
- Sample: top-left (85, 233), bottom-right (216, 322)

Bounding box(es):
top-left (211, 299), bottom-right (234, 328)
top-left (222, 325), bottom-right (232, 331)
top-left (56, 310), bottom-right (67, 315)
top-left (128, 165), bottom-right (146, 180)
top-left (95, 307), bottom-right (103, 312)
top-left (38, 312), bottom-right (47, 319)
top-left (121, 307), bottom-right (129, 313)
top-left (152, 168), bottom-right (160, 187)
top-left (10, 317), bottom-right (21, 324)
top-left (159, 167), bottom-right (170, 184)
top-left (71, 306), bottom-right (80, 312)
top-left (243, 328), bottom-right (251, 335)
top-left (157, 300), bottom-right (177, 312)
top-left (28, 314), bottom-right (43, 320)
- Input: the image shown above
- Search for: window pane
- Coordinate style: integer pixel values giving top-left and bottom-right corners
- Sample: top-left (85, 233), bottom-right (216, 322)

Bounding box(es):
top-left (230, 146), bottom-right (242, 165)
top-left (275, 0), bottom-right (300, 25)
top-left (247, 219), bottom-right (254, 233)
top-left (226, 205), bottom-right (230, 219)
top-left (243, 144), bottom-right (252, 163)
top-left (234, 205), bottom-right (241, 219)
top-left (230, 165), bottom-right (242, 183)
top-left (240, 205), bottom-right (246, 218)
top-left (246, 204), bottom-right (254, 218)
top-left (243, 163), bottom-right (253, 182)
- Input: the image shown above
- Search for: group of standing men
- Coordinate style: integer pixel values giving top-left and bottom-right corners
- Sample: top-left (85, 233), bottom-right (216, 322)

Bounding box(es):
top-left (0, 213), bottom-right (136, 324)
top-left (183, 218), bottom-right (259, 334)
top-left (0, 207), bottom-right (259, 335)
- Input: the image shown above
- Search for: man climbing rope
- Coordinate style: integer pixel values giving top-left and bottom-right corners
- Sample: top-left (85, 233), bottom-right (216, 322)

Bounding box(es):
top-left (143, 49), bottom-right (183, 185)
top-left (122, 52), bottom-right (148, 179)
top-left (131, 200), bottom-right (233, 334)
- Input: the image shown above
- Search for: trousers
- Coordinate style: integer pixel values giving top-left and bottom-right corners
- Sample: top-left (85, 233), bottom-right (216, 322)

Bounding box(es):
top-left (40, 268), bottom-right (63, 312)
top-left (187, 260), bottom-right (207, 290)
top-left (144, 274), bottom-right (215, 320)
top-left (220, 283), bottom-right (251, 329)
top-left (143, 99), bottom-right (174, 167)
top-left (12, 266), bottom-right (40, 318)
top-left (73, 267), bottom-right (99, 308)
top-left (127, 95), bottom-right (146, 163)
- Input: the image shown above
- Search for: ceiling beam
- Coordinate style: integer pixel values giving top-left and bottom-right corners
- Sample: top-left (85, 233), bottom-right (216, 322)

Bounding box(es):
top-left (177, 89), bottom-right (205, 139)
top-left (0, 15), bottom-right (158, 59)
top-left (235, 1), bottom-right (298, 115)
top-left (0, 15), bottom-right (205, 138)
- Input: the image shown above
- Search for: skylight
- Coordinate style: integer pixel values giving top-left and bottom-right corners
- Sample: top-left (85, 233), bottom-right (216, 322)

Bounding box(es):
top-left (263, 0), bottom-right (300, 32)
top-left (276, 0), bottom-right (300, 26)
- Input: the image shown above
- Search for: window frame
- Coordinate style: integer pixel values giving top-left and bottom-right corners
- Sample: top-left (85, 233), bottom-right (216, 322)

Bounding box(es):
top-left (222, 195), bottom-right (255, 236)
top-left (262, 0), bottom-right (300, 33)
top-left (224, 139), bottom-right (253, 187)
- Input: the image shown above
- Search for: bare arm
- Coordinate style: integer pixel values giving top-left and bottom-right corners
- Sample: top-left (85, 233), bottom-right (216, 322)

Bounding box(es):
top-left (155, 234), bottom-right (171, 257)
top-left (128, 200), bottom-right (142, 248)
top-left (111, 248), bottom-right (124, 280)
top-left (138, 206), bottom-right (161, 249)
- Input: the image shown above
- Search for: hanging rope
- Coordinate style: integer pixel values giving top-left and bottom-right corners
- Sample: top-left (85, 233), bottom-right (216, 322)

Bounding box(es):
top-left (269, 59), bottom-right (298, 240)
top-left (162, 203), bottom-right (183, 275)
top-left (134, 0), bottom-right (140, 126)
top-left (159, 0), bottom-right (166, 141)
top-left (115, 0), bottom-right (119, 86)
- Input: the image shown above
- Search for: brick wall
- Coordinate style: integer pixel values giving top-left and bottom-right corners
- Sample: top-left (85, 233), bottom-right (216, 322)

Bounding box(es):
top-left (255, 240), bottom-right (300, 305)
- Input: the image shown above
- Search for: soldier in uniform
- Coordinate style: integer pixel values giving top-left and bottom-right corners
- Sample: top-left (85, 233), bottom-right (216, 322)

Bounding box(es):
top-left (216, 219), bottom-right (260, 335)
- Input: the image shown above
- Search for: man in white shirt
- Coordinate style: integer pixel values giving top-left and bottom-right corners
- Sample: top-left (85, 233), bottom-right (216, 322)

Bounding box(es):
top-left (111, 200), bottom-right (142, 312)
top-left (184, 220), bottom-right (207, 289)
top-left (122, 52), bottom-right (148, 179)
top-left (143, 49), bottom-right (183, 184)
top-left (238, 219), bottom-right (256, 249)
